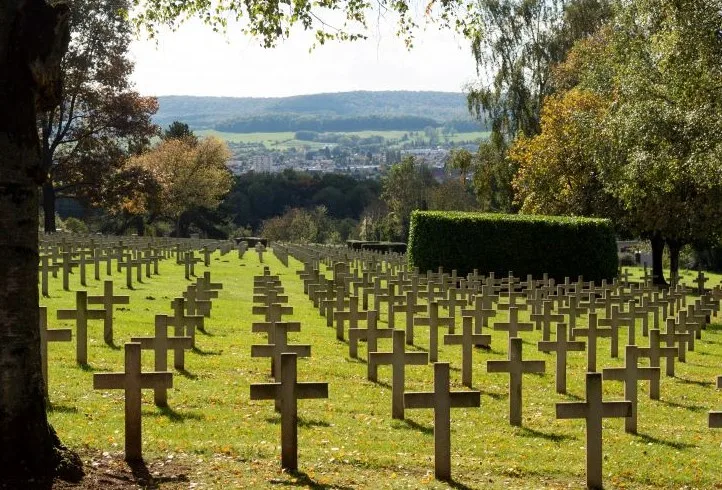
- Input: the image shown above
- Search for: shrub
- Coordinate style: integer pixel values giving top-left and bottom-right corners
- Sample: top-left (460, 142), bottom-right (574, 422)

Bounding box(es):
top-left (62, 217), bottom-right (89, 234)
top-left (407, 211), bottom-right (618, 282)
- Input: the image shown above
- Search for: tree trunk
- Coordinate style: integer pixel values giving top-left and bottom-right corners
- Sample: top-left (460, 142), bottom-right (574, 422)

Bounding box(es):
top-left (42, 180), bottom-right (57, 232)
top-left (668, 238), bottom-right (682, 286)
top-left (650, 232), bottom-right (667, 286)
top-left (0, 0), bottom-right (81, 483)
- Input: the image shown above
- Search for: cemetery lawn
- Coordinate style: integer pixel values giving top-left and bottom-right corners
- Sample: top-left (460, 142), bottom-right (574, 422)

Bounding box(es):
top-left (44, 256), bottom-right (722, 489)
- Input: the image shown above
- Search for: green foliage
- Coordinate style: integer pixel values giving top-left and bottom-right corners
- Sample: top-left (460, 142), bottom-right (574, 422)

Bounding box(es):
top-left (380, 156), bottom-right (437, 240)
top-left (163, 121), bottom-right (198, 146)
top-left (407, 211), bottom-right (618, 281)
top-left (59, 217), bottom-right (89, 234)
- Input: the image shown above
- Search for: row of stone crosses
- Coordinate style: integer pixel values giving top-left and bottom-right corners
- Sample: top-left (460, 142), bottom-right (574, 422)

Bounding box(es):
top-left (255, 242), bottom-right (722, 489)
top-left (40, 234), bottom-right (237, 462)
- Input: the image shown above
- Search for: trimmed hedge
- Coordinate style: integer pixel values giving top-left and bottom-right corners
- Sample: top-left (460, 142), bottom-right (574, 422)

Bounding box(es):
top-left (347, 240), bottom-right (407, 254)
top-left (407, 211), bottom-right (618, 283)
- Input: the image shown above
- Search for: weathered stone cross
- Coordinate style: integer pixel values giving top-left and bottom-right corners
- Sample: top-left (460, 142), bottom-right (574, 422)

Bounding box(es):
top-left (493, 306), bottom-right (533, 340)
top-left (88, 280), bottom-right (129, 345)
top-left (250, 353), bottom-right (328, 471)
top-left (131, 314), bottom-right (192, 406)
top-left (368, 329), bottom-right (428, 419)
top-left (404, 362), bottom-right (481, 481)
top-left (444, 316), bottom-right (490, 387)
top-left (414, 302), bottom-right (454, 362)
top-left (93, 342), bottom-right (173, 461)
top-left (487, 337), bottom-right (545, 426)
top-left (556, 372), bottom-right (632, 490)
top-left (602, 345), bottom-right (660, 433)
top-left (574, 313), bottom-right (612, 372)
top-left (57, 290), bottom-right (106, 365)
top-left (39, 306), bottom-right (71, 400)
top-left (537, 323), bottom-right (585, 394)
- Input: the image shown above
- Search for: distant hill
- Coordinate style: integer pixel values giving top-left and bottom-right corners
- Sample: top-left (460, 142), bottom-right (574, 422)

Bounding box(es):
top-left (155, 91), bottom-right (484, 133)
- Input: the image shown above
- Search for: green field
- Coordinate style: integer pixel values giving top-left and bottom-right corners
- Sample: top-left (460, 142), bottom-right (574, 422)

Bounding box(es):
top-left (43, 256), bottom-right (722, 489)
top-left (197, 129), bottom-right (490, 150)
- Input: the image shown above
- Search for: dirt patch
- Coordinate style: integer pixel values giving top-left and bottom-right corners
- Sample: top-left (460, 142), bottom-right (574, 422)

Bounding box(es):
top-left (52, 451), bottom-right (191, 489)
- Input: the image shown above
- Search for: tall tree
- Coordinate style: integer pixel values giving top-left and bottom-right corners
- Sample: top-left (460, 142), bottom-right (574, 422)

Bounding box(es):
top-left (125, 137), bottom-right (233, 237)
top-left (38, 0), bottom-right (158, 232)
top-left (0, 0), bottom-right (83, 481)
top-left (461, 0), bottom-right (612, 211)
top-left (381, 156), bottom-right (436, 240)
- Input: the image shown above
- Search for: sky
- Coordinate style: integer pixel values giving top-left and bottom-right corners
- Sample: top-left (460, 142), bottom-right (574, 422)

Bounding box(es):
top-left (129, 16), bottom-right (480, 98)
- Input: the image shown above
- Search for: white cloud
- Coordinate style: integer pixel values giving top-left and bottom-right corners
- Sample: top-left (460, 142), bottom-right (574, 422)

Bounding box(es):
top-left (129, 17), bottom-right (479, 98)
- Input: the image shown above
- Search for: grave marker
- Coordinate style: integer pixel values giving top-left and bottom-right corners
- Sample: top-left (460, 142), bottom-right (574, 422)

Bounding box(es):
top-left (87, 280), bottom-right (129, 345)
top-left (57, 290), bottom-right (106, 365)
top-left (537, 323), bottom-right (585, 394)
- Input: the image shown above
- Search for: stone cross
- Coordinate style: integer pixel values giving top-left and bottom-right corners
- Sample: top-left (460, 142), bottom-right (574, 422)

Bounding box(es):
top-left (39, 306), bottom-right (71, 400)
top-left (537, 323), bottom-right (585, 394)
top-left (404, 362), bottom-right (481, 481)
top-left (57, 290), bottom-right (106, 365)
top-left (444, 316), bottom-right (490, 387)
top-left (368, 329), bottom-right (428, 419)
top-left (93, 342), bottom-right (173, 461)
top-left (695, 270), bottom-right (708, 295)
top-left (131, 314), bottom-right (192, 406)
top-left (602, 345), bottom-right (660, 433)
top-left (574, 313), bottom-right (611, 372)
top-left (253, 303), bottom-right (293, 324)
top-left (250, 353), bottom-right (328, 471)
top-left (530, 300), bottom-right (564, 342)
top-left (598, 305), bottom-right (624, 358)
top-left (709, 376), bottom-right (722, 428)
top-left (661, 317), bottom-right (691, 363)
top-left (348, 310), bottom-right (393, 361)
top-left (556, 372), bottom-right (632, 490)
top-left (251, 324), bottom-right (312, 381)
top-left (334, 295), bottom-right (367, 341)
top-left (183, 285), bottom-right (211, 318)
top-left (461, 294), bottom-right (496, 336)
top-left (558, 295), bottom-right (586, 340)
top-left (493, 306), bottom-right (533, 340)
top-left (391, 291), bottom-right (426, 345)
top-left (487, 337), bottom-right (545, 426)
top-left (88, 280), bottom-right (129, 345)
top-left (414, 302), bottom-right (454, 362)
top-left (638, 328), bottom-right (677, 379)
top-left (168, 297), bottom-right (203, 366)
top-left (255, 242), bottom-right (266, 263)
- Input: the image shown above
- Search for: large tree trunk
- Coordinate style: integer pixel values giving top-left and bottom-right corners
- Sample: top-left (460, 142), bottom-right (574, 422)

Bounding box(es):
top-left (667, 238), bottom-right (682, 286)
top-left (0, 0), bottom-right (81, 483)
top-left (42, 180), bottom-right (57, 232)
top-left (650, 232), bottom-right (667, 286)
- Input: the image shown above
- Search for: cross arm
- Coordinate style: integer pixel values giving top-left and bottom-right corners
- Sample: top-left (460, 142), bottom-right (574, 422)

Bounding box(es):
top-left (556, 401), bottom-right (588, 419)
top-left (87, 310), bottom-right (107, 320)
top-left (140, 372), bottom-right (173, 390)
top-left (449, 391), bottom-right (481, 408)
top-left (404, 392), bottom-right (435, 409)
top-left (297, 382), bottom-right (329, 399)
top-left (93, 373), bottom-right (127, 390)
top-left (486, 360), bottom-right (511, 373)
top-left (250, 382), bottom-right (280, 400)
top-left (56, 310), bottom-right (78, 320)
top-left (405, 352), bottom-right (429, 365)
top-left (522, 361), bottom-right (546, 373)
top-left (47, 329), bottom-right (72, 342)
top-left (602, 401), bottom-right (632, 418)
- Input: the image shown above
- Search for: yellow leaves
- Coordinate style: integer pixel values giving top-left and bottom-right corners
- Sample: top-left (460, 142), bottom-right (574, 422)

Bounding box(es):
top-left (510, 88), bottom-right (611, 216)
top-left (125, 136), bottom-right (233, 218)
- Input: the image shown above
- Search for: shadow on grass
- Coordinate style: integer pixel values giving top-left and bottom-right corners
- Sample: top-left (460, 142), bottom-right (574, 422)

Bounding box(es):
top-left (480, 390), bottom-right (505, 401)
top-left (658, 399), bottom-right (708, 413)
top-left (105, 340), bottom-right (122, 351)
top-left (397, 418), bottom-right (434, 435)
top-left (48, 402), bottom-right (79, 414)
top-left (370, 379), bottom-right (392, 389)
top-left (264, 414), bottom-right (330, 428)
top-left (176, 368), bottom-right (198, 380)
top-left (345, 356), bottom-right (366, 364)
top-left (516, 426), bottom-right (574, 443)
top-left (197, 328), bottom-right (214, 337)
top-left (443, 478), bottom-right (476, 490)
top-left (192, 346), bottom-right (223, 356)
top-left (145, 405), bottom-right (204, 422)
top-left (675, 377), bottom-right (714, 388)
top-left (636, 432), bottom-right (697, 450)
top-left (77, 363), bottom-right (111, 372)
top-left (269, 470), bottom-right (355, 489)
top-left (127, 458), bottom-right (189, 489)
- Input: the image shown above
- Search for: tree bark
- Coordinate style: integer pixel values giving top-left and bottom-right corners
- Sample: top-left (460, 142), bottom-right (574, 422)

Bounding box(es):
top-left (667, 238), bottom-right (682, 285)
top-left (650, 232), bottom-right (667, 286)
top-left (0, 0), bottom-right (81, 483)
top-left (42, 180), bottom-right (57, 232)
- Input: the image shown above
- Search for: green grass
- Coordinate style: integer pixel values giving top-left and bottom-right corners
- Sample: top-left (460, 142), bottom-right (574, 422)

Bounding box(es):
top-left (43, 256), bottom-right (722, 489)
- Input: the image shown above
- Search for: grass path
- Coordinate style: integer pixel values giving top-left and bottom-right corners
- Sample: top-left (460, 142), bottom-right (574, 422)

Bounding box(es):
top-left (44, 255), bottom-right (722, 489)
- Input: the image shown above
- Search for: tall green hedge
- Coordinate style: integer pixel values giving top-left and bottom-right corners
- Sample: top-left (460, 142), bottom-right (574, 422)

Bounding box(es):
top-left (407, 211), bottom-right (618, 282)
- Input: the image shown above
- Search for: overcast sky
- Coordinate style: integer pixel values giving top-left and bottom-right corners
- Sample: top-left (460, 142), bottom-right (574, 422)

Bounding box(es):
top-left (129, 17), bottom-right (480, 98)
